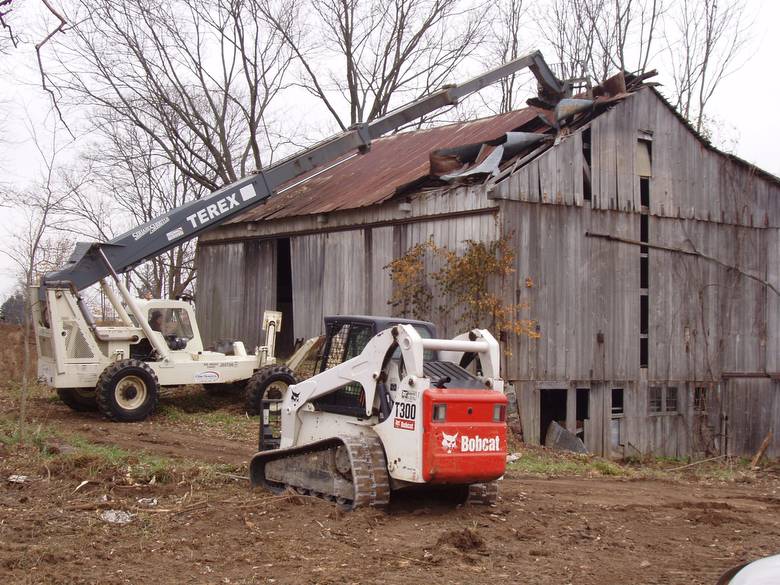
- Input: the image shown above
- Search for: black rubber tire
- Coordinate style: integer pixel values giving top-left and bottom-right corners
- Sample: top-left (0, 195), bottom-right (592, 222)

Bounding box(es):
top-left (56, 388), bottom-right (98, 412)
top-left (96, 359), bottom-right (160, 422)
top-left (245, 364), bottom-right (297, 416)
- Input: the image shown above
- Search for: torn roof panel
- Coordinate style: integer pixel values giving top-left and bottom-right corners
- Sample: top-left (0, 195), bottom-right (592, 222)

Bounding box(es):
top-left (229, 107), bottom-right (548, 223)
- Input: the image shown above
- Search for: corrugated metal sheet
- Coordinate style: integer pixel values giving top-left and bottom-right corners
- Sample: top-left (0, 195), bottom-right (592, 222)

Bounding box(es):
top-left (231, 107), bottom-right (547, 223)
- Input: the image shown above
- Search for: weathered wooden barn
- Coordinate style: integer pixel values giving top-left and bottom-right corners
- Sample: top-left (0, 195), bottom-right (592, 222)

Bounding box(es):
top-left (196, 74), bottom-right (780, 460)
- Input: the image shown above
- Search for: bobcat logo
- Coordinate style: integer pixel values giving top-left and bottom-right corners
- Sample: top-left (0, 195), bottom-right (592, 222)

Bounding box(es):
top-left (290, 390), bottom-right (301, 403)
top-left (441, 432), bottom-right (459, 453)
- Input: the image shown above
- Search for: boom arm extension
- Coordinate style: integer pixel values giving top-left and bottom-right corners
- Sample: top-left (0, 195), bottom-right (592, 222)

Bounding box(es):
top-left (44, 51), bottom-right (565, 293)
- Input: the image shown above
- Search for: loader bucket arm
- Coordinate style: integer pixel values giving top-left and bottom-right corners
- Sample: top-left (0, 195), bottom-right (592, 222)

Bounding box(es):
top-left (43, 51), bottom-right (565, 294)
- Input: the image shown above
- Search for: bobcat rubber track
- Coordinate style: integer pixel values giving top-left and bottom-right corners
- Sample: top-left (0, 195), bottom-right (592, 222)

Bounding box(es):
top-left (250, 434), bottom-right (390, 510)
top-left (466, 481), bottom-right (499, 505)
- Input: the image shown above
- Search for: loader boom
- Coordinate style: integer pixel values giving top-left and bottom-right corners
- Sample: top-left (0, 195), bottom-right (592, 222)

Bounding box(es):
top-left (42, 51), bottom-right (565, 293)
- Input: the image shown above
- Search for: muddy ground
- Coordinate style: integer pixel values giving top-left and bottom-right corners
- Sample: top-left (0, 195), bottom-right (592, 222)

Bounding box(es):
top-left (2, 386), bottom-right (779, 585)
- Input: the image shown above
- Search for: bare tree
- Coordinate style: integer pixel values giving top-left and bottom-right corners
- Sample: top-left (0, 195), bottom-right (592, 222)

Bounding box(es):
top-left (61, 118), bottom-right (202, 299)
top-left (0, 0), bottom-right (19, 51)
top-left (488, 0), bottom-right (528, 114)
top-left (536, 0), bottom-right (664, 83)
top-left (0, 122), bottom-right (73, 444)
top-left (266, 0), bottom-right (487, 129)
top-left (53, 0), bottom-right (297, 191)
top-left (667, 0), bottom-right (749, 136)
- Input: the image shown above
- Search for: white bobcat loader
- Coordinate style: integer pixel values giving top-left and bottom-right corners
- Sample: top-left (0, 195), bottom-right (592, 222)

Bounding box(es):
top-left (31, 51), bottom-right (567, 423)
top-left (251, 317), bottom-right (508, 509)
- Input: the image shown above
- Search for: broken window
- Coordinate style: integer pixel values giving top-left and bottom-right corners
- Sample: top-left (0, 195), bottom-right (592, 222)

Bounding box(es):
top-left (694, 387), bottom-right (707, 412)
top-left (611, 388), bottom-right (624, 416)
top-left (637, 140), bottom-right (652, 178)
top-left (665, 387), bottom-right (678, 412)
top-left (640, 177), bottom-right (650, 208)
top-left (648, 386), bottom-right (662, 413)
top-left (582, 128), bottom-right (592, 202)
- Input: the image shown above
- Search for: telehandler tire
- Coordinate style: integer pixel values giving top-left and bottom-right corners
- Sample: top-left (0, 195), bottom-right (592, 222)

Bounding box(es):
top-left (56, 388), bottom-right (98, 412)
top-left (96, 359), bottom-right (160, 422)
top-left (245, 365), bottom-right (297, 416)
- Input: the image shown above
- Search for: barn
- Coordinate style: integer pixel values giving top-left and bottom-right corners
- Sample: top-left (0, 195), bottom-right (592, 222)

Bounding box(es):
top-left (195, 73), bottom-right (780, 460)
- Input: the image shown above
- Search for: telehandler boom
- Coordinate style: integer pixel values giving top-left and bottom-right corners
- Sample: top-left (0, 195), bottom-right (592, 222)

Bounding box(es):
top-left (31, 51), bottom-right (566, 422)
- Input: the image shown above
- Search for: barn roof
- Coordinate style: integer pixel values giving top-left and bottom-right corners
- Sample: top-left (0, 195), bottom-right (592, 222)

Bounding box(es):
top-left (230, 106), bottom-right (551, 223)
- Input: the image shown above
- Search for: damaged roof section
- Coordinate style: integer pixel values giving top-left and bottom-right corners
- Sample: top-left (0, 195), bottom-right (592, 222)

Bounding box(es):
top-left (231, 72), bottom-right (648, 224)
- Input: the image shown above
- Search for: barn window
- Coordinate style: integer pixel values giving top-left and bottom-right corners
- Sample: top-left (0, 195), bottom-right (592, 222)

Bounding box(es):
top-left (637, 140), bottom-right (652, 178)
top-left (640, 214), bottom-right (649, 253)
top-left (582, 128), bottom-right (592, 201)
top-left (648, 386), bottom-right (662, 413)
top-left (611, 388), bottom-right (624, 416)
top-left (665, 387), bottom-right (678, 412)
top-left (694, 387), bottom-right (707, 411)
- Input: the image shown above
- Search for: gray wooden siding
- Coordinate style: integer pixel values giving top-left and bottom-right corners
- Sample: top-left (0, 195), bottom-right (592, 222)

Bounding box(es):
top-left (724, 379), bottom-right (779, 459)
top-left (491, 88), bottom-right (780, 230)
top-left (591, 90), bottom-right (780, 227)
top-left (196, 239), bottom-right (277, 349)
top-left (648, 217), bottom-right (770, 381)
top-left (492, 132), bottom-right (585, 205)
top-left (504, 204), bottom-right (638, 382)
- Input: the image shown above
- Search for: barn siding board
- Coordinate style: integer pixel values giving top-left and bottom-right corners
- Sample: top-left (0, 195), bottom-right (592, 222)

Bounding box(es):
top-left (196, 240), bottom-right (276, 348)
top-left (725, 379), bottom-right (779, 458)
top-left (291, 234), bottom-right (326, 339)
top-left (242, 240), bottom-right (278, 348)
top-left (369, 226), bottom-right (395, 316)
top-left (768, 229), bottom-right (780, 372)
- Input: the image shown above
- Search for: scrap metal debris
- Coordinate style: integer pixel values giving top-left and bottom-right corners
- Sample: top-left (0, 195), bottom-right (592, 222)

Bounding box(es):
top-left (100, 510), bottom-right (135, 525)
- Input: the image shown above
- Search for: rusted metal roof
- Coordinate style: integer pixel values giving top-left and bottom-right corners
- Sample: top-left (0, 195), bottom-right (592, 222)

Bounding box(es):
top-left (231, 107), bottom-right (548, 223)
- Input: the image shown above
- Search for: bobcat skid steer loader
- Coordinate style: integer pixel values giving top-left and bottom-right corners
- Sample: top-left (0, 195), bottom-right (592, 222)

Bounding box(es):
top-left (250, 320), bottom-right (508, 509)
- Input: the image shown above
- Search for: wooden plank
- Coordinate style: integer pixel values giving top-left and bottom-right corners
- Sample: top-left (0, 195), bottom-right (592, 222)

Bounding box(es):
top-left (290, 233), bottom-right (325, 339)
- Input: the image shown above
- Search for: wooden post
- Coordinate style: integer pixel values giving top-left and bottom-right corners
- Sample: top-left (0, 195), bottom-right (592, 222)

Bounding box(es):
top-left (750, 431), bottom-right (773, 468)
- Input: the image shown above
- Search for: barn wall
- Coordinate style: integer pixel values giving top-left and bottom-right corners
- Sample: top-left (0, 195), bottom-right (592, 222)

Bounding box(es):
top-left (498, 87), bottom-right (779, 459)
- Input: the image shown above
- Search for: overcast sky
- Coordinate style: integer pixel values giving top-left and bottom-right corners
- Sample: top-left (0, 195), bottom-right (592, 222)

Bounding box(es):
top-left (0, 0), bottom-right (777, 299)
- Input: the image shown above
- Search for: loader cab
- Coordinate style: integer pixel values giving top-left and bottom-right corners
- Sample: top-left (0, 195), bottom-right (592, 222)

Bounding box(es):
top-left (314, 316), bottom-right (437, 416)
top-left (130, 299), bottom-right (204, 356)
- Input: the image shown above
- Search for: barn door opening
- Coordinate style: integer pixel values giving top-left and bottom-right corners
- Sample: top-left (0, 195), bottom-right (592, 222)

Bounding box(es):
top-left (275, 238), bottom-right (295, 357)
top-left (540, 388), bottom-right (567, 445)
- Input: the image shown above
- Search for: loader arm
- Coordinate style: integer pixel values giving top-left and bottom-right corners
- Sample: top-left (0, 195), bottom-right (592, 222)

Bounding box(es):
top-left (42, 51), bottom-right (566, 294)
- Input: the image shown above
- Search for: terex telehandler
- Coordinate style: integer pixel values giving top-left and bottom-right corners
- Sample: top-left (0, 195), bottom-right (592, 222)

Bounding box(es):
top-left (251, 315), bottom-right (508, 508)
top-left (31, 51), bottom-right (567, 423)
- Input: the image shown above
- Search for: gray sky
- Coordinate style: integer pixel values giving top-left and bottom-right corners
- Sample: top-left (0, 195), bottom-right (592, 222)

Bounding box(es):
top-left (0, 0), bottom-right (777, 299)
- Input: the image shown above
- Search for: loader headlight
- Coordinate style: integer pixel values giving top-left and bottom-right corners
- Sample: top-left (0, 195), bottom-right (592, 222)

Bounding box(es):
top-left (432, 403), bottom-right (447, 422)
top-left (493, 404), bottom-right (506, 422)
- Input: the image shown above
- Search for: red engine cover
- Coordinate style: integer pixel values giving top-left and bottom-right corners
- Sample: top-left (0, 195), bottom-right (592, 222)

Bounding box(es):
top-left (422, 388), bottom-right (508, 483)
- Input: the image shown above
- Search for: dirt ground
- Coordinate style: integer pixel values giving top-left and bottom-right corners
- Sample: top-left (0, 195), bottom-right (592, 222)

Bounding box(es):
top-left (2, 386), bottom-right (780, 585)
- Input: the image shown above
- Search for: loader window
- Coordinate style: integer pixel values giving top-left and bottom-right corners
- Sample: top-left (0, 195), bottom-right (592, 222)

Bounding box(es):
top-left (148, 308), bottom-right (194, 341)
top-left (314, 322), bottom-right (374, 417)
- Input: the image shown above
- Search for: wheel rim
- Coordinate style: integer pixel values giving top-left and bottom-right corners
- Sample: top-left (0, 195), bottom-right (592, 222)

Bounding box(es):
top-left (266, 381), bottom-right (289, 401)
top-left (115, 375), bottom-right (148, 410)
